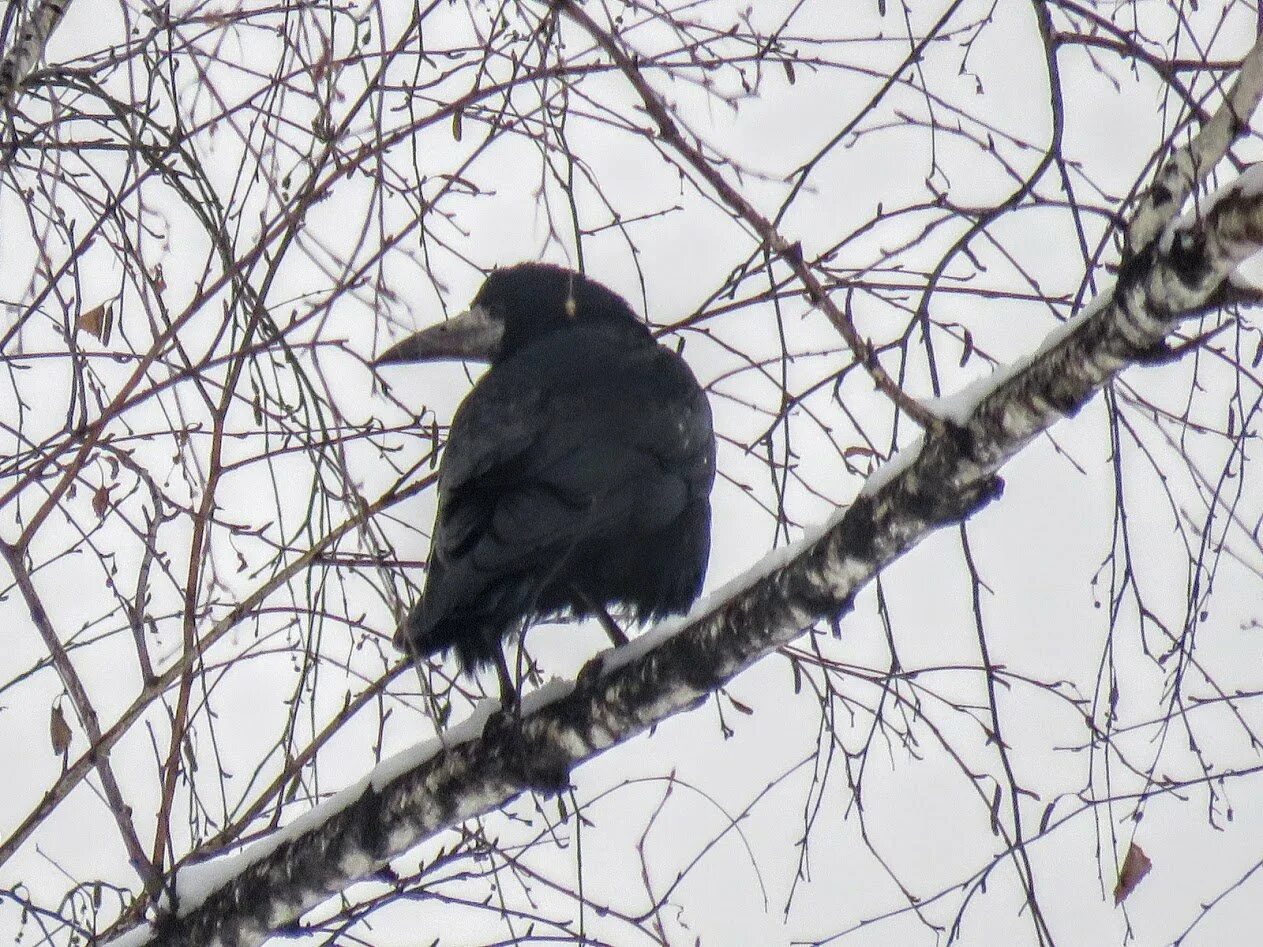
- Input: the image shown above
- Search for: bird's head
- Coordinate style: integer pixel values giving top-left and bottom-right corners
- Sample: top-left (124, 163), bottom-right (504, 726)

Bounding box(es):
top-left (374, 262), bottom-right (647, 367)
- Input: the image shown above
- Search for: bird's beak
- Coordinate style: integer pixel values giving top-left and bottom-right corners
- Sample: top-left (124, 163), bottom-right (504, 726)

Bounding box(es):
top-left (374, 303), bottom-right (503, 365)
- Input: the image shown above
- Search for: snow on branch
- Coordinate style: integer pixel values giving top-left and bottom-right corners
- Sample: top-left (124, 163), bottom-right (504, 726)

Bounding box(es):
top-left (112, 149), bottom-right (1263, 947)
top-left (0, 0), bottom-right (69, 106)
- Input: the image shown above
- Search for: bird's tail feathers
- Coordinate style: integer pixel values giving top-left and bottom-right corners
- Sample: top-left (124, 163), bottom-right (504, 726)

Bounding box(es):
top-left (395, 593), bottom-right (517, 671)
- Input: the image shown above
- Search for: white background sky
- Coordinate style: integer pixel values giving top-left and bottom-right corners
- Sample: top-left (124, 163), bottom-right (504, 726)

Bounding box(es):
top-left (2, 2), bottom-right (1262, 945)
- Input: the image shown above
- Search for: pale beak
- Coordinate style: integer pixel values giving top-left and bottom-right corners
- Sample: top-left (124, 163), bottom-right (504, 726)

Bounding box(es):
top-left (374, 304), bottom-right (503, 365)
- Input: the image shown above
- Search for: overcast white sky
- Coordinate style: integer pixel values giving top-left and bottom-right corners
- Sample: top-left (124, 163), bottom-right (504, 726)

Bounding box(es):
top-left (2, 2), bottom-right (1263, 945)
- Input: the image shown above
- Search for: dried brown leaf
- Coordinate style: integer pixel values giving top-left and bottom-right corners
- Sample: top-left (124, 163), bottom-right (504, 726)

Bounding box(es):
top-left (312, 36), bottom-right (331, 83)
top-left (1114, 842), bottom-right (1152, 905)
top-left (77, 303), bottom-right (113, 343)
top-left (49, 704), bottom-right (71, 756)
top-left (959, 327), bottom-right (975, 367)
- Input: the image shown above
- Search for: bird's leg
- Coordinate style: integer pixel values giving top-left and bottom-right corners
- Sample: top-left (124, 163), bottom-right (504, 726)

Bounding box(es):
top-left (481, 643), bottom-right (573, 795)
top-left (492, 646), bottom-right (519, 712)
top-left (569, 583), bottom-right (628, 648)
top-left (593, 605), bottom-right (629, 648)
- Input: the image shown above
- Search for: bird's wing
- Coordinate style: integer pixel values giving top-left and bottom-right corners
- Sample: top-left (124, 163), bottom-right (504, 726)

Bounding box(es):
top-left (432, 328), bottom-right (710, 579)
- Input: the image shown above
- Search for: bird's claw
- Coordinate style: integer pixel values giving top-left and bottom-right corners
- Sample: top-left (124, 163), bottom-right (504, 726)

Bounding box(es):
top-left (481, 702), bottom-right (573, 796)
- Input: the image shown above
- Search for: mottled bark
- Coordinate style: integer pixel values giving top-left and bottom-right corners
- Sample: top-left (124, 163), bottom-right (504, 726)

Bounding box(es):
top-left (0, 0), bottom-right (69, 105)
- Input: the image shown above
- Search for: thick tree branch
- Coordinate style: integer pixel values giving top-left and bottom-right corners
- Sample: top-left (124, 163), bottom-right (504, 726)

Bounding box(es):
top-left (1124, 30), bottom-right (1263, 255)
top-left (111, 156), bottom-right (1263, 947)
top-left (0, 0), bottom-right (68, 105)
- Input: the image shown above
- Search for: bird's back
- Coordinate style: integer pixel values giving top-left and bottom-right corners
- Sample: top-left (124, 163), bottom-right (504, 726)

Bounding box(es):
top-left (402, 321), bottom-right (715, 669)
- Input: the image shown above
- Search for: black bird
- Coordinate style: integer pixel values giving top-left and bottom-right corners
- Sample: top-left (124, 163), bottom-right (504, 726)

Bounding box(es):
top-left (376, 263), bottom-right (715, 701)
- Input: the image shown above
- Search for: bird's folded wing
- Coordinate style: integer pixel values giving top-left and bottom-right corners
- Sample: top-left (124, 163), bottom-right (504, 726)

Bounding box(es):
top-left (433, 336), bottom-right (707, 577)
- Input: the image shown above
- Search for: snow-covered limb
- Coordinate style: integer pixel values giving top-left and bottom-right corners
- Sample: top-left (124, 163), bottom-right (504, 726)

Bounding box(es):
top-left (0, 0), bottom-right (69, 105)
top-left (1125, 29), bottom-right (1263, 256)
top-left (109, 166), bottom-right (1263, 946)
